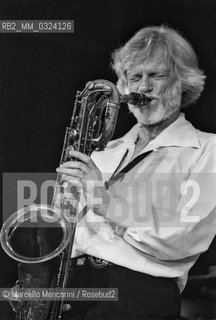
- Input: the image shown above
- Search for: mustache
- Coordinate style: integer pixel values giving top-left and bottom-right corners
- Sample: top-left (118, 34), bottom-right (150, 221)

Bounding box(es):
top-left (137, 92), bottom-right (159, 99)
top-left (138, 80), bottom-right (182, 106)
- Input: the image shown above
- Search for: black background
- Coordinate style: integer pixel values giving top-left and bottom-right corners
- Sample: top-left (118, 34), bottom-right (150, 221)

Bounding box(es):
top-left (0, 0), bottom-right (216, 318)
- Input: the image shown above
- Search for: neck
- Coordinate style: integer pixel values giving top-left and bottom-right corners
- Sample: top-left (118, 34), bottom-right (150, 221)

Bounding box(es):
top-left (137, 110), bottom-right (180, 146)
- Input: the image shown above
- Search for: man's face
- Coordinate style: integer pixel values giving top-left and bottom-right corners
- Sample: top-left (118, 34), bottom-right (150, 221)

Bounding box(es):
top-left (126, 48), bottom-right (182, 125)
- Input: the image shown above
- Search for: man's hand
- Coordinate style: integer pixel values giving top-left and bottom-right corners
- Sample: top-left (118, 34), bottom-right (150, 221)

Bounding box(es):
top-left (56, 150), bottom-right (110, 216)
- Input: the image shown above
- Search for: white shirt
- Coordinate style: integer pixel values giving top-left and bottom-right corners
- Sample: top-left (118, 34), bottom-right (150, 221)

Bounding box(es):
top-left (72, 113), bottom-right (216, 292)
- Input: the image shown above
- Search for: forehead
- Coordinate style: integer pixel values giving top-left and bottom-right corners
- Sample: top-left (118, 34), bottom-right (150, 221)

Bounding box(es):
top-left (127, 47), bottom-right (174, 74)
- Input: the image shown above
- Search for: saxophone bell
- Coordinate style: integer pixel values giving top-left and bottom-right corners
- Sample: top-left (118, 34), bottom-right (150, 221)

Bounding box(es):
top-left (1, 79), bottom-right (149, 320)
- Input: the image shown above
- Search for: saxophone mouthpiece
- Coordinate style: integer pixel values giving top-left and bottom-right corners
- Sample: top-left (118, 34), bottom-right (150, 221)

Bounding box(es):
top-left (121, 92), bottom-right (152, 107)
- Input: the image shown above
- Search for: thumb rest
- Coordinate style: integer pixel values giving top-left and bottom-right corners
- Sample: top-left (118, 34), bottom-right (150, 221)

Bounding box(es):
top-left (0, 79), bottom-right (151, 319)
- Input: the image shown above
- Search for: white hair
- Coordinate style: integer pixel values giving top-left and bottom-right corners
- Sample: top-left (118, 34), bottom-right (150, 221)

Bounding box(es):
top-left (111, 25), bottom-right (206, 108)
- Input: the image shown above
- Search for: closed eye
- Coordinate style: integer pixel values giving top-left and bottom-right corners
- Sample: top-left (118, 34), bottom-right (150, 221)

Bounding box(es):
top-left (128, 74), bottom-right (142, 82)
top-left (149, 71), bottom-right (169, 79)
top-left (155, 74), bottom-right (167, 78)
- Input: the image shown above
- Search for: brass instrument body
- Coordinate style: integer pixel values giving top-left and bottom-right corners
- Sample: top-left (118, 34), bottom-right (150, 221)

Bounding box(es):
top-left (0, 80), bottom-right (150, 320)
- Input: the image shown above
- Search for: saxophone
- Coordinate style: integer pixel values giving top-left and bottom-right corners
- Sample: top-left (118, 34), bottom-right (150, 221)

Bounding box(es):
top-left (0, 79), bottom-right (151, 320)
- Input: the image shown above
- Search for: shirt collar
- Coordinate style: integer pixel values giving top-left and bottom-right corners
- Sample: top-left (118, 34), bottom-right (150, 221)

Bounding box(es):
top-left (120, 113), bottom-right (200, 152)
top-left (91, 113), bottom-right (200, 181)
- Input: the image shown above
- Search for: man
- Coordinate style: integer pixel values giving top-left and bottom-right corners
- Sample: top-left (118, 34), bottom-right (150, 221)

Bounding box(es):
top-left (57, 25), bottom-right (216, 319)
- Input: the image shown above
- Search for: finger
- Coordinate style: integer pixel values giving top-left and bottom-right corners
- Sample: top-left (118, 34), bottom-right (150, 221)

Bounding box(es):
top-left (60, 175), bottom-right (83, 188)
top-left (56, 167), bottom-right (84, 178)
top-left (66, 151), bottom-right (97, 171)
top-left (61, 173), bottom-right (83, 183)
top-left (68, 150), bottom-right (91, 164)
top-left (59, 161), bottom-right (88, 173)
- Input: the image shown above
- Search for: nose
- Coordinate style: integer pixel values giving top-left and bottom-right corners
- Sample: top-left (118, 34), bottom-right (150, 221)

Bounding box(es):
top-left (138, 75), bottom-right (153, 94)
